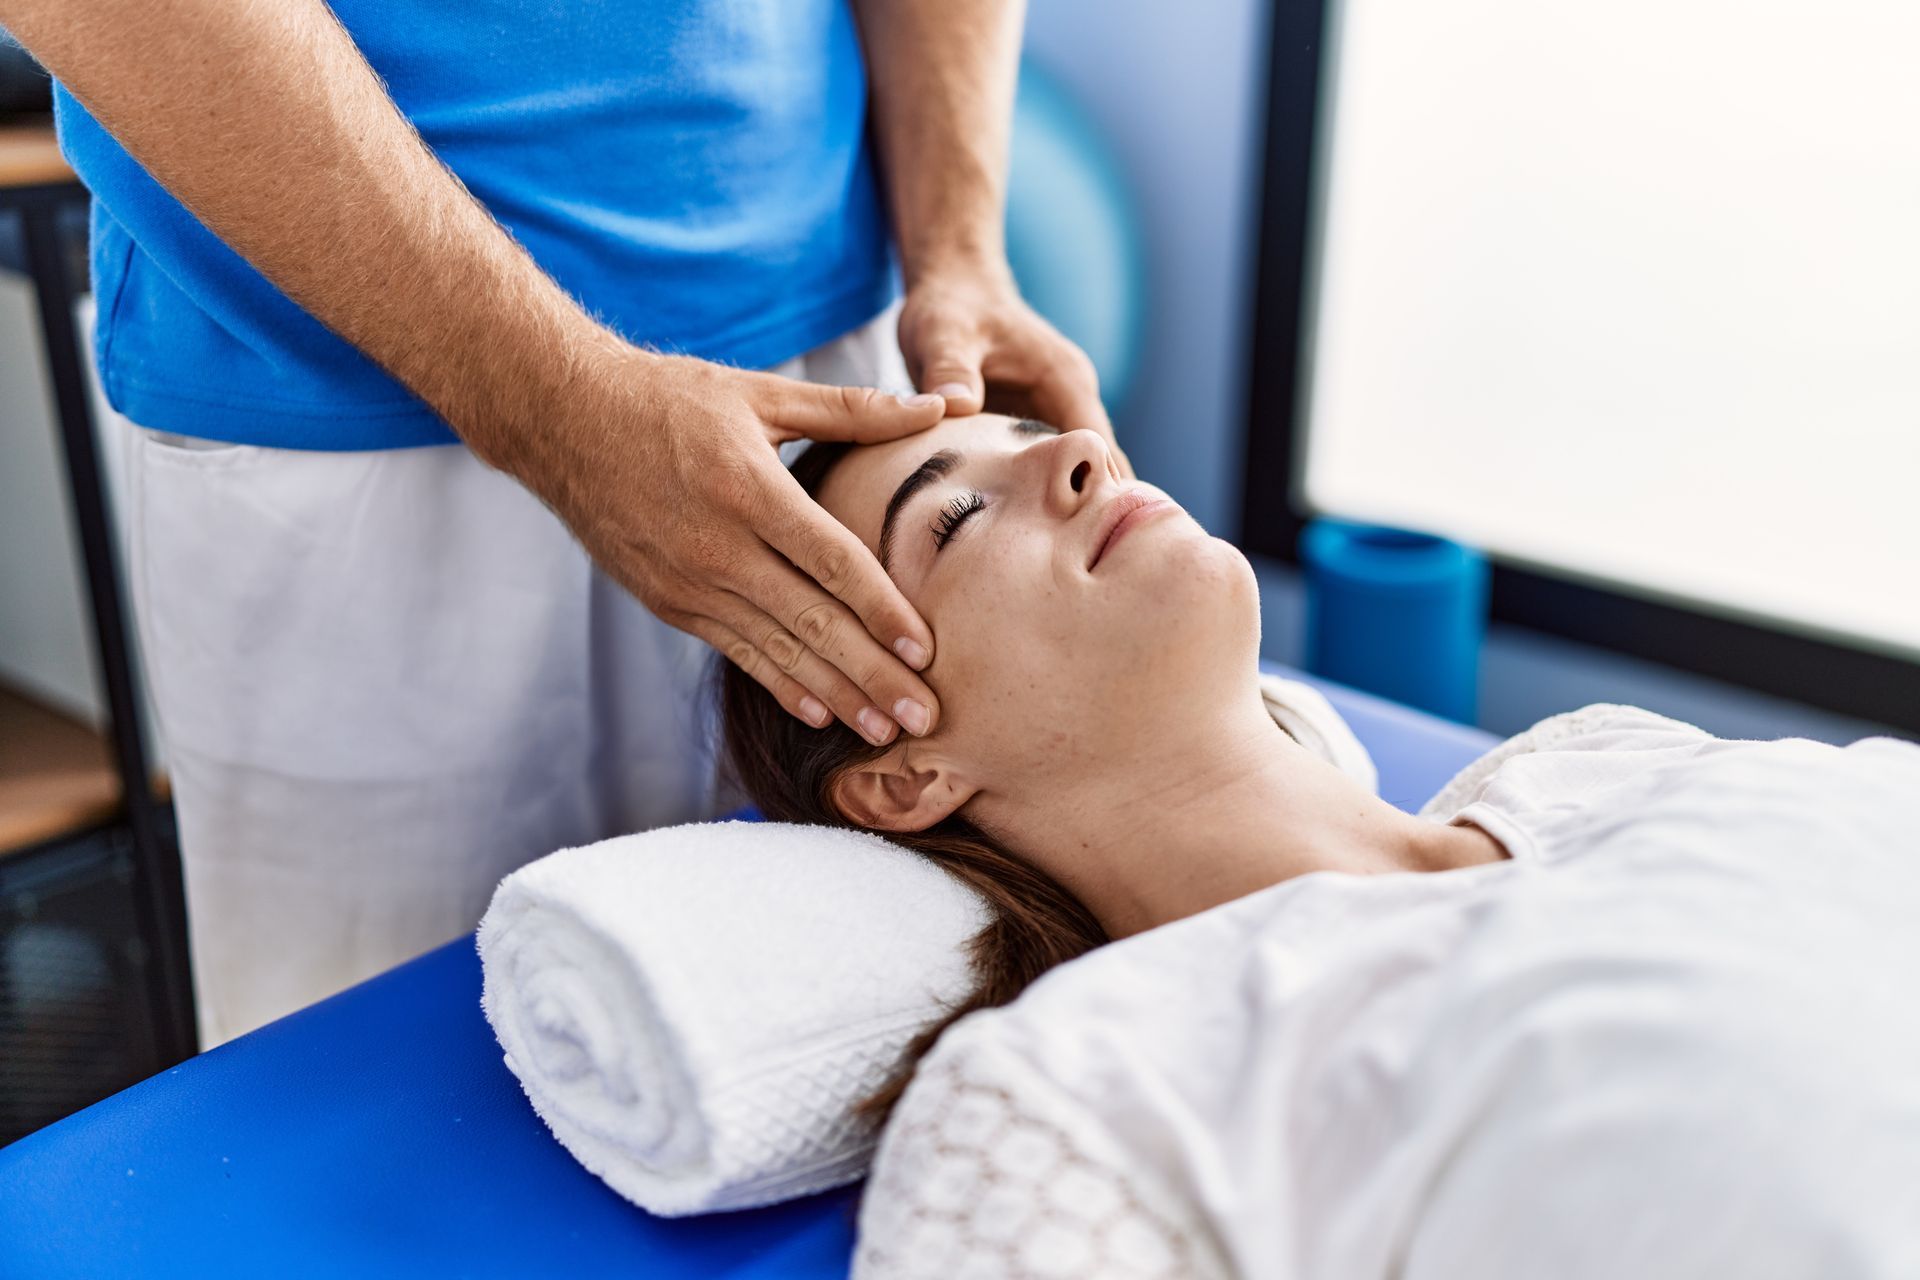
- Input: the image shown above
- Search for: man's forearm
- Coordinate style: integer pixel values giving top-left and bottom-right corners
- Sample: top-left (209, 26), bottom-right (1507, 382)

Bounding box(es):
top-left (852, 0), bottom-right (1025, 288)
top-left (4, 0), bottom-right (635, 469)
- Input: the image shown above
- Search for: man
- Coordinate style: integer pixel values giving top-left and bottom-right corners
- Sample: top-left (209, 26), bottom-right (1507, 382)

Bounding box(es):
top-left (3, 0), bottom-right (1123, 1045)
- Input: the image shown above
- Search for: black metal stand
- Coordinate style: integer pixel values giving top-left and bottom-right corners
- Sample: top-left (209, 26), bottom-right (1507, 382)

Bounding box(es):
top-left (8, 181), bottom-right (197, 1064)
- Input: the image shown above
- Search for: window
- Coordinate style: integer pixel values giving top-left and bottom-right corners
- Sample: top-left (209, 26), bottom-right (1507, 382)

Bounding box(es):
top-left (1244, 0), bottom-right (1920, 733)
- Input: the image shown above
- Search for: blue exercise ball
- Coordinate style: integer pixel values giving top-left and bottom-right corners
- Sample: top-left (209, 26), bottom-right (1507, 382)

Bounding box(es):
top-left (1005, 59), bottom-right (1147, 416)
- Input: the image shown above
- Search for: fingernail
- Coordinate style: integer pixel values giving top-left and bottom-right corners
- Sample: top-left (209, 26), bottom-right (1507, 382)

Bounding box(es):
top-left (857, 706), bottom-right (895, 745)
top-left (931, 383), bottom-right (971, 401)
top-left (799, 695), bottom-right (831, 728)
top-left (894, 698), bottom-right (931, 737)
top-left (894, 636), bottom-right (931, 669)
top-left (903, 392), bottom-right (944, 409)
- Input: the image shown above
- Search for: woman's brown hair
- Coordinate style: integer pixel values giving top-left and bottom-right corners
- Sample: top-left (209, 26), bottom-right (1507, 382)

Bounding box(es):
top-left (712, 439), bottom-right (1108, 1129)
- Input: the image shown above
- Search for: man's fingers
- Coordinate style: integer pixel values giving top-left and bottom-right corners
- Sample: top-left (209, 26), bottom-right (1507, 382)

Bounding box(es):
top-left (1022, 348), bottom-right (1107, 435)
top-left (752, 479), bottom-right (941, 732)
top-left (712, 592), bottom-right (919, 746)
top-left (685, 614), bottom-right (837, 732)
top-left (759, 460), bottom-right (936, 662)
top-left (917, 344), bottom-right (987, 415)
top-left (745, 544), bottom-right (941, 738)
top-left (900, 308), bottom-right (990, 414)
top-left (1019, 352), bottom-right (1134, 476)
top-left (761, 377), bottom-right (946, 443)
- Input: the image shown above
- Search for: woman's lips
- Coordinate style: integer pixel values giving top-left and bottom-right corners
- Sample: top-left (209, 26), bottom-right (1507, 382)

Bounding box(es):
top-left (1089, 495), bottom-right (1178, 570)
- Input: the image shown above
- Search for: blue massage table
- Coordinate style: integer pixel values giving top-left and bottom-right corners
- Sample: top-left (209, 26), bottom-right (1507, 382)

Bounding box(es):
top-left (0, 664), bottom-right (1499, 1278)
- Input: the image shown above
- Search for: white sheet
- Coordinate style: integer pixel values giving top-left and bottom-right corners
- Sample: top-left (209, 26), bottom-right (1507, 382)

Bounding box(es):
top-left (854, 705), bottom-right (1920, 1278)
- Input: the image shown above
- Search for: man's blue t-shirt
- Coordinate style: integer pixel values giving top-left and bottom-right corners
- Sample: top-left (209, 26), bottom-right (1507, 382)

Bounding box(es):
top-left (52, 0), bottom-right (896, 450)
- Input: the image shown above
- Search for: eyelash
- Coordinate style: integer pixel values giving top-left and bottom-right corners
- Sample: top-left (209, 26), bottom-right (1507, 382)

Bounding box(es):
top-left (932, 492), bottom-right (985, 550)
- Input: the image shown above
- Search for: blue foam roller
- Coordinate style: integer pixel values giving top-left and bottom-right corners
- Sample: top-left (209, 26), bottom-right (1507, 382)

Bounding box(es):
top-left (1299, 519), bottom-right (1489, 724)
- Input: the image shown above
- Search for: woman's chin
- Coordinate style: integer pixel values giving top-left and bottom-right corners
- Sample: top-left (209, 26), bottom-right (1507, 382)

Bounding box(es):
top-left (1105, 532), bottom-right (1259, 661)
top-left (1144, 526), bottom-right (1254, 604)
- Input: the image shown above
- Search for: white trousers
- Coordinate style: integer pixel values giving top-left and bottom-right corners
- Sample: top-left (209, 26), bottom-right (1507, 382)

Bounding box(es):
top-left (123, 304), bottom-right (911, 1048)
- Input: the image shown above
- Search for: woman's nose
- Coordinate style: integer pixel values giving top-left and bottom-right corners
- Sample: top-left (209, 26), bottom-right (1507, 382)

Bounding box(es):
top-left (1042, 429), bottom-right (1118, 517)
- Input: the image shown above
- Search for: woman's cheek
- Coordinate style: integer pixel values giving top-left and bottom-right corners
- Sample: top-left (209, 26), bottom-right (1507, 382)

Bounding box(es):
top-left (927, 533), bottom-right (1061, 695)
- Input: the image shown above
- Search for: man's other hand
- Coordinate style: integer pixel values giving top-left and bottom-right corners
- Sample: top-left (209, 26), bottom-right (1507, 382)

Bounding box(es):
top-left (898, 266), bottom-right (1135, 477)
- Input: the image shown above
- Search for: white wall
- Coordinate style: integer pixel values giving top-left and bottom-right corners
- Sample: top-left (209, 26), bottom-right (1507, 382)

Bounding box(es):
top-left (0, 283), bottom-right (158, 760)
top-left (0, 275), bottom-right (99, 722)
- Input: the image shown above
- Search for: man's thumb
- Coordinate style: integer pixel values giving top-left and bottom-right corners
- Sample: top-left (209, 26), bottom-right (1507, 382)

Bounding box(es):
top-left (919, 351), bottom-right (985, 415)
top-left (767, 379), bottom-right (948, 443)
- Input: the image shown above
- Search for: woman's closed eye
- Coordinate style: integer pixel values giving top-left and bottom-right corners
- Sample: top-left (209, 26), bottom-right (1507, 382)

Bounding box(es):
top-left (932, 491), bottom-right (986, 551)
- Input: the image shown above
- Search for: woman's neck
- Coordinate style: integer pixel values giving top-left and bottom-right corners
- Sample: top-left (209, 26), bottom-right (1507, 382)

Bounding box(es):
top-left (989, 686), bottom-right (1504, 940)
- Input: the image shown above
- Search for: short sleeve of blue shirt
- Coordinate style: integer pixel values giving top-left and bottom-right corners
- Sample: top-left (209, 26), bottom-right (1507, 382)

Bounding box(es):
top-left (53, 0), bottom-right (897, 450)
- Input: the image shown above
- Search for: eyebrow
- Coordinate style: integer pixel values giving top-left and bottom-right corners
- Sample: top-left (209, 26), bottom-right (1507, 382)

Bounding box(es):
top-left (879, 419), bottom-right (1060, 572)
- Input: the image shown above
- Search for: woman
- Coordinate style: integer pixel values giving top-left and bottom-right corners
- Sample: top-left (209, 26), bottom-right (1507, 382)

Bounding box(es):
top-left (717, 414), bottom-right (1920, 1278)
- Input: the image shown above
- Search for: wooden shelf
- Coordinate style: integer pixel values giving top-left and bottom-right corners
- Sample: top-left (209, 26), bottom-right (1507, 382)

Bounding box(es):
top-left (0, 121), bottom-right (74, 189)
top-left (0, 682), bottom-right (121, 858)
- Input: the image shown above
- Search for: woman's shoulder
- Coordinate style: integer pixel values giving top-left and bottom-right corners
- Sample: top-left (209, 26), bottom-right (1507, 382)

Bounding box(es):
top-left (887, 887), bottom-right (1290, 1148)
top-left (896, 867), bottom-right (1435, 1149)
top-left (1417, 701), bottom-right (1716, 823)
top-left (855, 999), bottom-right (1234, 1279)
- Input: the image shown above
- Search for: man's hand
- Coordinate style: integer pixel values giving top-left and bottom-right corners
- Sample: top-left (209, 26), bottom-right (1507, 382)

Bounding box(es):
top-left (497, 351), bottom-right (949, 745)
top-left (898, 265), bottom-right (1134, 476)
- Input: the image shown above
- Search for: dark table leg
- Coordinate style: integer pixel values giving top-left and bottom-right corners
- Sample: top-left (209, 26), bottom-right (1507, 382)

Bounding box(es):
top-left (16, 187), bottom-right (196, 1064)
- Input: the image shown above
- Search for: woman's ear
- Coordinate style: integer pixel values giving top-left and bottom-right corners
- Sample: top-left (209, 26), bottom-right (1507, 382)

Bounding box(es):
top-left (830, 745), bottom-right (977, 833)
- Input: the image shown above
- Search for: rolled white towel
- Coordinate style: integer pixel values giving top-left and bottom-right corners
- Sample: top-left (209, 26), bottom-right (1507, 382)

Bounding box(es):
top-left (476, 669), bottom-right (1375, 1216)
top-left (477, 820), bottom-right (987, 1215)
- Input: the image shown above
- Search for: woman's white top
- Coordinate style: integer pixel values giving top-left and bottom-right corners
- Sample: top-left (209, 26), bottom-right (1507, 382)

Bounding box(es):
top-left (851, 704), bottom-right (1920, 1279)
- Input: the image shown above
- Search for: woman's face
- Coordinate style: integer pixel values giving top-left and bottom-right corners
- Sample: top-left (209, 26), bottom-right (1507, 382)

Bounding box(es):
top-left (814, 413), bottom-right (1260, 825)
